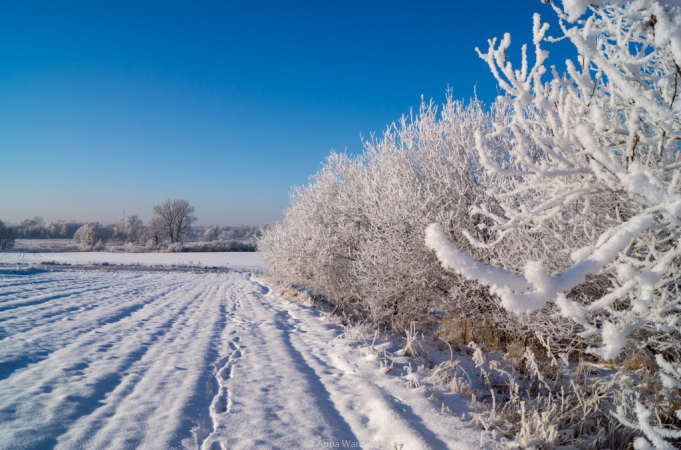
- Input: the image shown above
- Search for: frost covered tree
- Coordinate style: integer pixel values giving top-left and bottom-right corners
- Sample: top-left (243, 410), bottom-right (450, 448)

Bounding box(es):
top-left (73, 223), bottom-right (106, 251)
top-left (146, 216), bottom-right (166, 246)
top-left (120, 214), bottom-right (145, 244)
top-left (45, 221), bottom-right (67, 239)
top-left (0, 220), bottom-right (16, 250)
top-left (425, 0), bottom-right (681, 446)
top-left (15, 217), bottom-right (45, 239)
top-left (203, 226), bottom-right (219, 242)
top-left (152, 199), bottom-right (197, 244)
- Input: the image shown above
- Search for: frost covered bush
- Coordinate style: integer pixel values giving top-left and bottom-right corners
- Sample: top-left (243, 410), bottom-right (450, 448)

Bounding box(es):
top-left (426, 0), bottom-right (681, 447)
top-left (350, 98), bottom-right (513, 326)
top-left (260, 98), bottom-right (487, 322)
top-left (117, 242), bottom-right (148, 253)
top-left (201, 225), bottom-right (259, 242)
top-left (261, 0), bottom-right (681, 446)
top-left (120, 214), bottom-right (145, 244)
top-left (73, 223), bottom-right (106, 251)
top-left (260, 96), bottom-right (576, 331)
top-left (160, 242), bottom-right (183, 253)
top-left (182, 240), bottom-right (256, 252)
top-left (259, 150), bottom-right (365, 308)
top-left (262, 103), bottom-right (595, 342)
top-left (468, 342), bottom-right (639, 449)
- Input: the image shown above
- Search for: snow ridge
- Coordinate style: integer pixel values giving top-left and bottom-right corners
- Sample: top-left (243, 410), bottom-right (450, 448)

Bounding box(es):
top-left (0, 269), bottom-right (485, 449)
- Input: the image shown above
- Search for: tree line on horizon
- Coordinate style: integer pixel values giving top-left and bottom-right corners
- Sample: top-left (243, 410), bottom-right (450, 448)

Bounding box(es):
top-left (0, 199), bottom-right (261, 251)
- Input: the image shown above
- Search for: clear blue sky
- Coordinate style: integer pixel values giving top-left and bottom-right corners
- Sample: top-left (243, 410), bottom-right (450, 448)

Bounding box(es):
top-left (0, 0), bottom-right (573, 226)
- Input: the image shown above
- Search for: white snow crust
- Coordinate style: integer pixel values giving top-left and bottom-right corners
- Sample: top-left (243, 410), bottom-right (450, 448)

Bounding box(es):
top-left (0, 251), bottom-right (263, 271)
top-left (0, 268), bottom-right (486, 449)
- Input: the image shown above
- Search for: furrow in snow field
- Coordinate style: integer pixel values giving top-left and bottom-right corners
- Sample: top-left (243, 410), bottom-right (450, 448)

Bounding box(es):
top-left (0, 269), bottom-right (487, 450)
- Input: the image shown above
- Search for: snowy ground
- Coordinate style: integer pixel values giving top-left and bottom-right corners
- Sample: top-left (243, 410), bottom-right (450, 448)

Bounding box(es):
top-left (0, 267), bottom-right (487, 449)
top-left (13, 239), bottom-right (77, 252)
top-left (0, 251), bottom-right (263, 272)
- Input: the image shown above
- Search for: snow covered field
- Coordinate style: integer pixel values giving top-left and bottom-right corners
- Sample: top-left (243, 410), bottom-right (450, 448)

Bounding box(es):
top-left (0, 267), bottom-right (485, 449)
top-left (0, 251), bottom-right (263, 271)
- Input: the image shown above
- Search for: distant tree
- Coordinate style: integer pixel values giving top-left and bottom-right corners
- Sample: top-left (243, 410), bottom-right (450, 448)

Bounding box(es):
top-left (146, 216), bottom-right (166, 246)
top-left (221, 229), bottom-right (237, 240)
top-left (120, 214), bottom-right (145, 243)
top-left (203, 226), bottom-right (219, 242)
top-left (100, 224), bottom-right (117, 242)
top-left (152, 199), bottom-right (197, 244)
top-left (64, 221), bottom-right (83, 239)
top-left (17, 217), bottom-right (46, 239)
top-left (73, 223), bottom-right (106, 251)
top-left (45, 221), bottom-right (67, 239)
top-left (0, 221), bottom-right (16, 250)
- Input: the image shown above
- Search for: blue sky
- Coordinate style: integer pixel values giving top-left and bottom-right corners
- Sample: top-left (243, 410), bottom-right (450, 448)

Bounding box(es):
top-left (0, 1), bottom-right (574, 226)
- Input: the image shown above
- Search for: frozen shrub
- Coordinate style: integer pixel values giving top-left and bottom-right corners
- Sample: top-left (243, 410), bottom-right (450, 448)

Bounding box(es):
top-left (73, 223), bottom-right (107, 251)
top-left (427, 0), bottom-right (681, 446)
top-left (260, 93), bottom-right (588, 341)
top-left (259, 151), bottom-right (365, 308)
top-left (161, 242), bottom-right (182, 253)
top-left (120, 214), bottom-right (145, 244)
top-left (260, 98), bottom-right (525, 326)
top-left (181, 241), bottom-right (256, 252)
top-left (277, 285), bottom-right (317, 307)
top-left (262, 0), bottom-right (681, 446)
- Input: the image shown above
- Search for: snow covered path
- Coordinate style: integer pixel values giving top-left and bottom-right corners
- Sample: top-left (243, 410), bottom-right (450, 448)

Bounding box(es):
top-left (0, 269), bottom-right (484, 449)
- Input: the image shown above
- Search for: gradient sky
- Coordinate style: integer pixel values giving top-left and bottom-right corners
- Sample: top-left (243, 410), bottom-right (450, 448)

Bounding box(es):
top-left (0, 1), bottom-right (574, 226)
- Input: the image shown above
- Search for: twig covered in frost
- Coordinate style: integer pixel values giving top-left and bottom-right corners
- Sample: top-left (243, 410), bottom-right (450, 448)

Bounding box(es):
top-left (427, 0), bottom-right (681, 446)
top-left (401, 322), bottom-right (423, 358)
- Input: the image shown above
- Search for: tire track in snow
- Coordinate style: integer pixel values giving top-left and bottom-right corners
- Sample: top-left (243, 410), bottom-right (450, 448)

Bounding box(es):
top-left (0, 272), bottom-right (160, 333)
top-left (218, 279), bottom-right (480, 449)
top-left (0, 283), bottom-right (112, 313)
top-left (0, 272), bottom-right (191, 381)
top-left (0, 272), bottom-right (233, 449)
top-left (0, 269), bottom-right (486, 449)
top-left (200, 283), bottom-right (362, 450)
top-left (264, 282), bottom-right (482, 449)
top-left (54, 278), bottom-right (235, 449)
